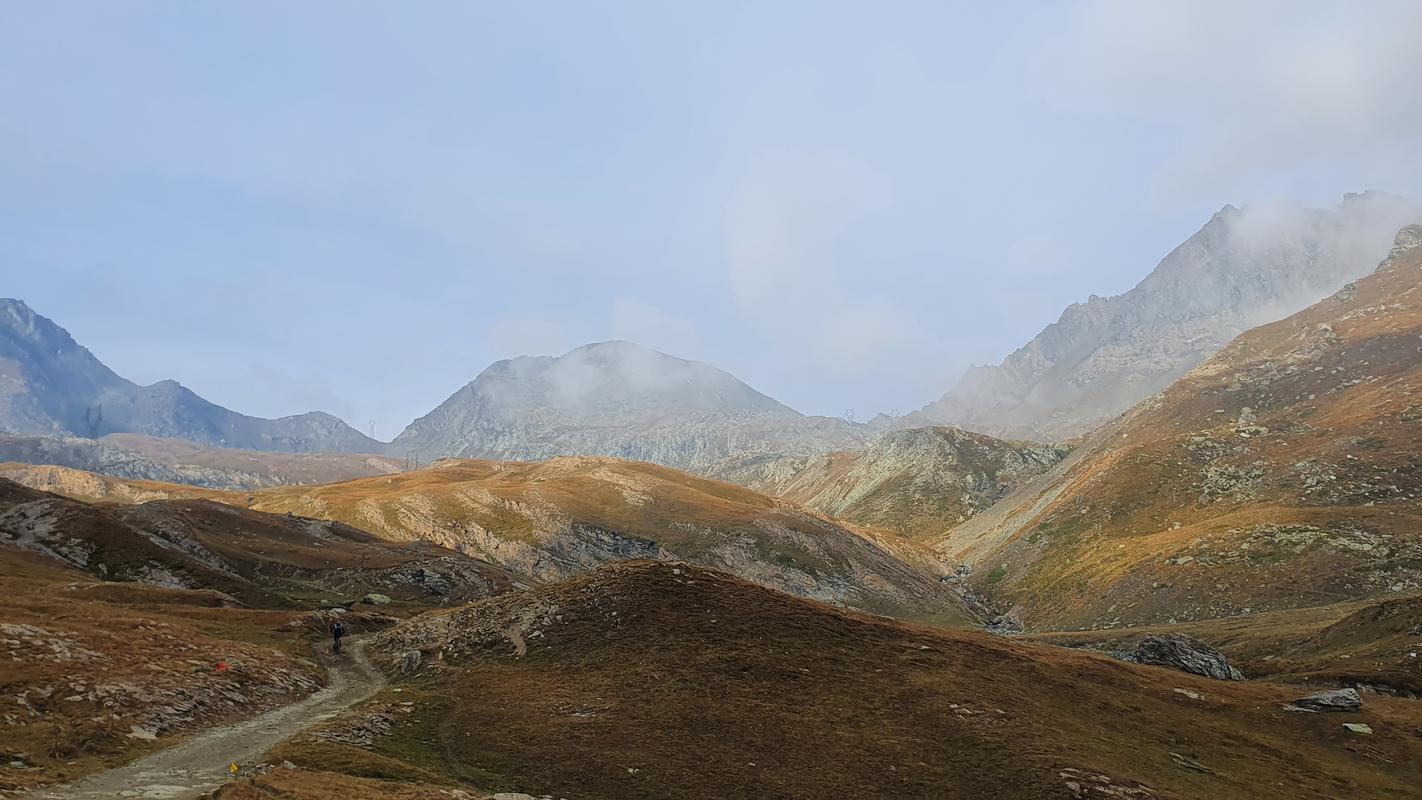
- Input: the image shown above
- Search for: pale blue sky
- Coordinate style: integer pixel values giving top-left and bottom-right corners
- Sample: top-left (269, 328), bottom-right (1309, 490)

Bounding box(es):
top-left (4, 1), bottom-right (1420, 438)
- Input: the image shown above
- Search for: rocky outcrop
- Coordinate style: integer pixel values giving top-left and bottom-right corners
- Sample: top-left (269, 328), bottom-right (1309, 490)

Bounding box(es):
top-left (0, 299), bottom-right (381, 454)
top-left (711, 426), bottom-right (1069, 540)
top-left (1288, 688), bottom-right (1363, 713)
top-left (912, 192), bottom-right (1422, 441)
top-left (1125, 634), bottom-right (1243, 681)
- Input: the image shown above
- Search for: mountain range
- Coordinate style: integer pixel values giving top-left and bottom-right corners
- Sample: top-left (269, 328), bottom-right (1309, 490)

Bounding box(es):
top-left (0, 299), bottom-right (381, 453)
top-left (5, 218), bottom-right (1422, 798)
top-left (7, 194), bottom-right (1417, 484)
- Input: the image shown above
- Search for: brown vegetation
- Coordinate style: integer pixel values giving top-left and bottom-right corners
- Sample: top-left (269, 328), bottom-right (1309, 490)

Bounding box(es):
top-left (943, 230), bottom-right (1422, 630)
top-left (246, 561), bottom-right (1422, 799)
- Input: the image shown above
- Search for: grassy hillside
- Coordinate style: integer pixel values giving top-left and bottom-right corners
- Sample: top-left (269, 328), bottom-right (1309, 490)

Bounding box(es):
top-left (0, 478), bottom-right (516, 791)
top-left (714, 426), bottom-right (1068, 541)
top-left (0, 457), bottom-right (974, 625)
top-left (1031, 593), bottom-right (1422, 695)
top-left (235, 561), bottom-right (1422, 799)
top-left (0, 478), bottom-right (515, 609)
top-left (245, 456), bottom-right (973, 624)
top-left (941, 225), bottom-right (1422, 630)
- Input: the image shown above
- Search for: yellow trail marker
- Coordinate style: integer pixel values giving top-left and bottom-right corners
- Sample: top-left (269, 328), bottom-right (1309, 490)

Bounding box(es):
top-left (229, 762), bottom-right (239, 774)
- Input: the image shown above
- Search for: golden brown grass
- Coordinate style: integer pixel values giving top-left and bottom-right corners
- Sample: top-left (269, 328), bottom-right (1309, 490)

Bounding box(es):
top-left (951, 243), bottom-right (1422, 630)
top-left (267, 562), bottom-right (1422, 799)
top-left (213, 768), bottom-right (477, 799)
top-left (0, 547), bottom-right (320, 791)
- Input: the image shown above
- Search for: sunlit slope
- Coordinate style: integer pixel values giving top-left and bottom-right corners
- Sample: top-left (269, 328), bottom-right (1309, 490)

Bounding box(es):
top-left (943, 225), bottom-right (1422, 630)
top-left (713, 426), bottom-right (1067, 541)
top-left (246, 456), bottom-right (973, 624)
top-left (0, 478), bottom-right (513, 607)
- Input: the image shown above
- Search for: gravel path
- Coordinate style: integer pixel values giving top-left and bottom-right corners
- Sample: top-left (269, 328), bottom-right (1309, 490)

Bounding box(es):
top-left (24, 638), bottom-right (384, 800)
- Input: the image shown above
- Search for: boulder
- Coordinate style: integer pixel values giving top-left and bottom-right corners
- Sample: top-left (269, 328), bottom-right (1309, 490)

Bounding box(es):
top-left (361, 593), bottom-right (393, 605)
top-left (400, 650), bottom-right (423, 675)
top-left (986, 613), bottom-right (1024, 635)
top-left (1290, 687), bottom-right (1362, 713)
top-left (1128, 634), bottom-right (1243, 681)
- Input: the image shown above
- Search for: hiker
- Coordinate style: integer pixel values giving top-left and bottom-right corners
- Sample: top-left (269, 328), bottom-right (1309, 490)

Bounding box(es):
top-left (331, 619), bottom-right (347, 655)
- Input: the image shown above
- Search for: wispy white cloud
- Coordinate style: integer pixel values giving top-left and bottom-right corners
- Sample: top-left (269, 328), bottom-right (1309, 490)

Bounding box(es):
top-left (611, 297), bottom-right (700, 356)
top-left (723, 148), bottom-right (922, 377)
top-left (1047, 0), bottom-right (1422, 202)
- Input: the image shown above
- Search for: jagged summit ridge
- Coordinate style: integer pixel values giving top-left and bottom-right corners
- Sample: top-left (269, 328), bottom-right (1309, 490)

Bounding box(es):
top-left (910, 191), bottom-right (1422, 441)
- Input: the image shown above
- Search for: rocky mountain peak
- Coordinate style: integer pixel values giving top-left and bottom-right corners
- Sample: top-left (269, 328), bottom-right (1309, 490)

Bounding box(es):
top-left (1, 298), bottom-right (108, 366)
top-left (390, 341), bottom-right (842, 468)
top-left (908, 192), bottom-right (1422, 442)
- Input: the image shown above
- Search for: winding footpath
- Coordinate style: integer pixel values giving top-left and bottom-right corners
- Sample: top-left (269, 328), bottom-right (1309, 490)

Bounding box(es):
top-left (25, 639), bottom-right (384, 800)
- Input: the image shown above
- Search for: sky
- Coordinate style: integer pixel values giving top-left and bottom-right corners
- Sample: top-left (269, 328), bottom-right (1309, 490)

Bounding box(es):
top-left (3, 1), bottom-right (1421, 440)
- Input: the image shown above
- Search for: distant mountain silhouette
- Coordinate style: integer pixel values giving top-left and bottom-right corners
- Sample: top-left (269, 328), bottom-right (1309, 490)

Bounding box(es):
top-left (0, 299), bottom-right (380, 453)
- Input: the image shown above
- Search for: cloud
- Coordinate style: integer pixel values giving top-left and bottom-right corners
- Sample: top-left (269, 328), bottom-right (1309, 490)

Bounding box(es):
top-left (238, 362), bottom-right (356, 423)
top-left (483, 313), bottom-right (574, 360)
top-left (610, 297), bottom-right (699, 355)
top-left (1047, 0), bottom-right (1422, 201)
top-left (723, 148), bottom-right (921, 377)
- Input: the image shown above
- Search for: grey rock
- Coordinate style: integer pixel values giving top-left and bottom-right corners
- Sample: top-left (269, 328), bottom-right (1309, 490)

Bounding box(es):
top-left (390, 340), bottom-right (869, 470)
top-left (1128, 634), bottom-right (1243, 681)
top-left (1386, 223), bottom-right (1422, 259)
top-left (707, 425), bottom-right (1069, 531)
top-left (399, 650), bottom-right (422, 675)
top-left (986, 613), bottom-right (1024, 635)
top-left (907, 192), bottom-right (1422, 441)
top-left (1291, 687), bottom-right (1362, 713)
top-left (1169, 752), bottom-right (1214, 774)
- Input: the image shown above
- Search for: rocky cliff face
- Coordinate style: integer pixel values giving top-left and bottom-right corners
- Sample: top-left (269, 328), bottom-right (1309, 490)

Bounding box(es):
top-left (392, 340), bottom-right (868, 470)
top-left (0, 299), bottom-right (381, 453)
top-left (711, 426), bottom-right (1068, 541)
top-left (914, 191), bottom-right (1422, 441)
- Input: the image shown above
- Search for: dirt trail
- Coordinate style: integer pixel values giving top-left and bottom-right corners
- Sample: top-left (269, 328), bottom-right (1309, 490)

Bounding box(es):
top-left (25, 639), bottom-right (384, 800)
